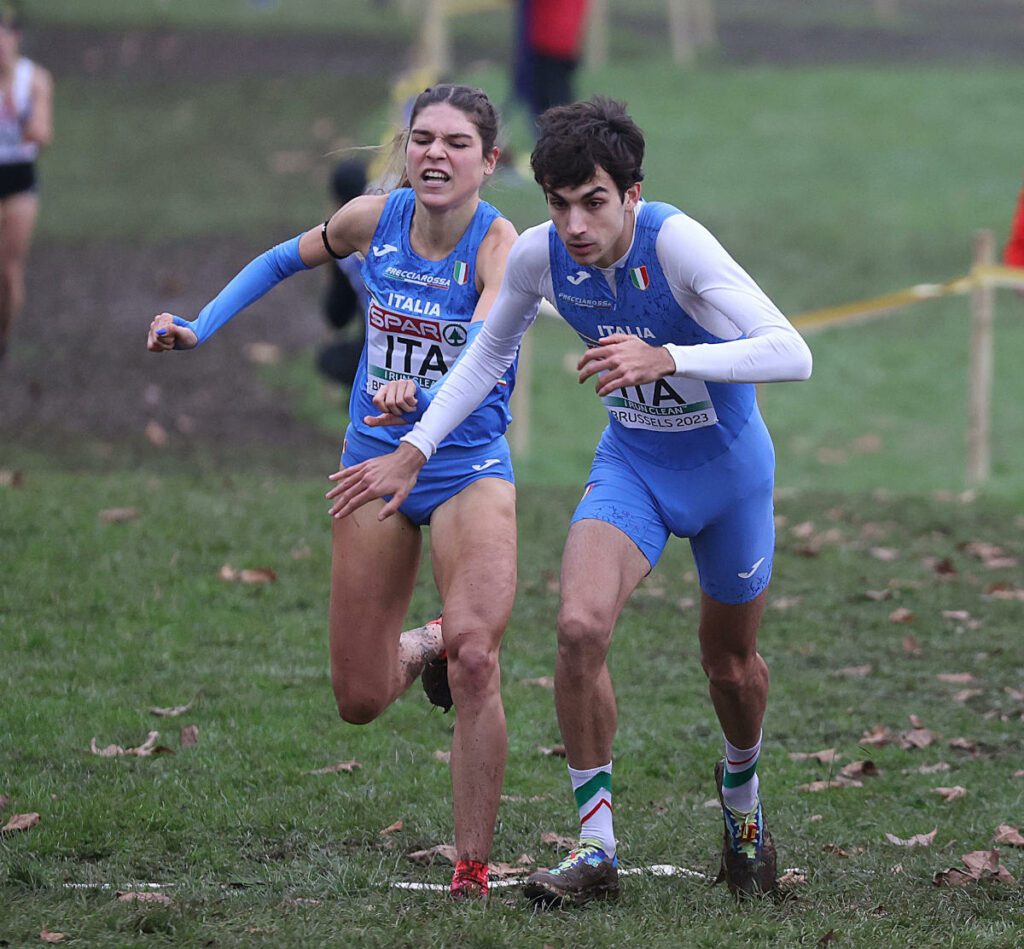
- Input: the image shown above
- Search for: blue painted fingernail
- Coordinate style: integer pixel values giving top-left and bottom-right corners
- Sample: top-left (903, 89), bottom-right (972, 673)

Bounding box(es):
top-left (157, 328), bottom-right (167, 335)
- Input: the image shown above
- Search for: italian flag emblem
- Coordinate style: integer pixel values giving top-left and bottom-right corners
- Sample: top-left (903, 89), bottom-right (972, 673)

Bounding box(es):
top-left (629, 266), bottom-right (650, 291)
top-left (453, 260), bottom-right (469, 285)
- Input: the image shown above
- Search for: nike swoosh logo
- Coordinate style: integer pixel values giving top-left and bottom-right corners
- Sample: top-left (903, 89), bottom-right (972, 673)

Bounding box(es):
top-left (471, 459), bottom-right (500, 472)
top-left (372, 243), bottom-right (398, 257)
top-left (567, 271), bottom-right (590, 286)
top-left (737, 557), bottom-right (766, 579)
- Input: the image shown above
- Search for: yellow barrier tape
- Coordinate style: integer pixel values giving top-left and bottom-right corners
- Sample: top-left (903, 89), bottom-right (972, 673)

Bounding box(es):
top-left (791, 266), bottom-right (1024, 331)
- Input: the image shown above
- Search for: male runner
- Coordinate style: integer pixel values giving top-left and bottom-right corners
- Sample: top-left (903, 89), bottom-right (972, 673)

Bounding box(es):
top-left (328, 97), bottom-right (812, 904)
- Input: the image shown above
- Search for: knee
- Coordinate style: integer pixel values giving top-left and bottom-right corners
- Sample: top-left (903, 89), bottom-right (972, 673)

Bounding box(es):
top-left (447, 640), bottom-right (499, 704)
top-left (702, 649), bottom-right (762, 695)
top-left (332, 677), bottom-right (385, 725)
top-left (556, 606), bottom-right (612, 669)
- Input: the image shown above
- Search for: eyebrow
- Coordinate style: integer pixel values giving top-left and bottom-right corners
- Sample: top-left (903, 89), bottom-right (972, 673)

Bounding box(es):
top-left (411, 128), bottom-right (474, 140)
top-left (549, 185), bottom-right (610, 201)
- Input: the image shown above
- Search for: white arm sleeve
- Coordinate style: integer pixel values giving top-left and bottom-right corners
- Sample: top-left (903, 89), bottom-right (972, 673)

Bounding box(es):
top-left (656, 214), bottom-right (812, 383)
top-left (400, 226), bottom-right (549, 459)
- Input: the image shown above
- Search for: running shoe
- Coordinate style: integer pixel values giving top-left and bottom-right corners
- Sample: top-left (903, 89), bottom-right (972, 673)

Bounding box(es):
top-left (450, 858), bottom-right (489, 901)
top-left (714, 757), bottom-right (777, 897)
top-left (420, 617), bottom-right (452, 712)
top-left (523, 841), bottom-right (619, 907)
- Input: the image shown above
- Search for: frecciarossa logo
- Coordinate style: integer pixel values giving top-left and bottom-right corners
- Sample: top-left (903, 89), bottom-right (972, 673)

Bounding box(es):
top-left (383, 265), bottom-right (451, 290)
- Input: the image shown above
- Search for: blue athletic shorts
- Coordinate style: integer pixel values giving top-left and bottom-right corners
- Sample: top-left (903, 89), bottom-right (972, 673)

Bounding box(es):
top-left (342, 427), bottom-right (514, 528)
top-left (570, 411), bottom-right (776, 604)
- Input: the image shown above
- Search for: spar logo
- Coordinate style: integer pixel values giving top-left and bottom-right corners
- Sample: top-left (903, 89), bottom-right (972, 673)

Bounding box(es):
top-left (368, 302), bottom-right (441, 341)
top-left (383, 265), bottom-right (451, 290)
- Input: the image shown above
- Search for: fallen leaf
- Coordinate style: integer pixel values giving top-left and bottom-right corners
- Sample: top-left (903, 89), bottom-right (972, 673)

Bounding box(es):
top-left (937, 673), bottom-right (976, 685)
top-left (935, 849), bottom-right (1016, 886)
top-left (823, 843), bottom-right (850, 858)
top-left (817, 930), bottom-right (838, 946)
top-left (98, 507), bottom-right (140, 523)
top-left (219, 564), bottom-right (277, 584)
top-left (149, 695), bottom-right (198, 717)
top-left (789, 748), bottom-right (840, 764)
top-left (490, 855), bottom-right (534, 878)
top-left (985, 585), bottom-right (1024, 601)
top-left (308, 760), bottom-right (361, 775)
top-left (541, 831), bottom-right (576, 850)
top-left (864, 588), bottom-right (894, 601)
top-left (885, 828), bottom-right (937, 848)
top-left (406, 844), bottom-right (457, 865)
top-left (888, 607), bottom-right (915, 624)
top-left (40, 928), bottom-right (67, 943)
top-left (379, 820), bottom-right (403, 836)
top-left (836, 664), bottom-right (872, 678)
top-left (932, 786), bottom-right (967, 802)
top-left (777, 869), bottom-right (808, 889)
top-left (908, 714), bottom-right (926, 728)
top-left (1015, 770), bottom-right (1024, 778)
top-left (0, 468), bottom-right (25, 488)
top-left (0, 794), bottom-right (9, 810)
top-left (90, 731), bottom-right (172, 757)
top-left (839, 760), bottom-right (880, 780)
top-left (243, 341), bottom-right (282, 365)
top-left (903, 634), bottom-right (923, 655)
top-left (851, 433), bottom-right (883, 453)
top-left (859, 725), bottom-right (895, 747)
top-left (952, 689), bottom-right (983, 704)
top-left (116, 891), bottom-right (172, 905)
top-left (907, 762), bottom-right (951, 774)
top-left (179, 725), bottom-right (199, 748)
top-left (2, 812), bottom-right (40, 833)
top-left (993, 824), bottom-right (1024, 847)
top-left (948, 737), bottom-right (977, 753)
top-left (808, 814), bottom-right (823, 822)
top-left (870, 547), bottom-right (899, 562)
top-left (1004, 687), bottom-right (1024, 702)
top-left (538, 745), bottom-right (567, 758)
top-left (432, 750), bottom-right (451, 763)
top-left (900, 728), bottom-right (935, 750)
top-left (522, 676), bottom-right (554, 689)
top-left (284, 897), bottom-right (321, 907)
top-left (799, 778), bottom-right (862, 792)
top-left (961, 541), bottom-right (1018, 569)
top-left (290, 546), bottom-right (312, 560)
top-left (930, 557), bottom-right (958, 577)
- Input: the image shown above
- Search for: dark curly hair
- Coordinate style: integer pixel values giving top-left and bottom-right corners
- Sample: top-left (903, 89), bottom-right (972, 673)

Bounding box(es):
top-left (531, 97), bottom-right (645, 198)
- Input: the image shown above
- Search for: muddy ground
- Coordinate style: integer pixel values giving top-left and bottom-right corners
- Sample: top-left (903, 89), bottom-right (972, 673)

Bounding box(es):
top-left (3, 8), bottom-right (1021, 474)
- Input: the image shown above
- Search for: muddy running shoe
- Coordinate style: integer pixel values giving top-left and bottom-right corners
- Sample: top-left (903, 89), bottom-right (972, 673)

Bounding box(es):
top-left (450, 859), bottom-right (489, 901)
top-left (714, 758), bottom-right (777, 897)
top-left (420, 617), bottom-right (452, 712)
top-left (523, 842), bottom-right (619, 907)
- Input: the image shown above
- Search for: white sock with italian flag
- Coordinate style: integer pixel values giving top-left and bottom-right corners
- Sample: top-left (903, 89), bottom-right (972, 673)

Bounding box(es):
top-left (722, 732), bottom-right (762, 815)
top-left (569, 762), bottom-right (615, 858)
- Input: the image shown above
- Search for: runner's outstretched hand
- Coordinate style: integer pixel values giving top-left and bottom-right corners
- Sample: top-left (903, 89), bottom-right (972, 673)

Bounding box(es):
top-left (326, 441), bottom-right (428, 520)
top-left (577, 333), bottom-right (676, 396)
top-left (147, 312), bottom-right (198, 352)
top-left (364, 378), bottom-right (418, 428)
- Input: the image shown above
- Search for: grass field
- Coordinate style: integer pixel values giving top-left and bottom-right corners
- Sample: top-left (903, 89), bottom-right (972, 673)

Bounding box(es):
top-left (3, 476), bottom-right (1023, 946)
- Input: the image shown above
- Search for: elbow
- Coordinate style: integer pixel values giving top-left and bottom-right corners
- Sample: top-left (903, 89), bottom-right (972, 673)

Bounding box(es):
top-left (796, 346), bottom-right (813, 381)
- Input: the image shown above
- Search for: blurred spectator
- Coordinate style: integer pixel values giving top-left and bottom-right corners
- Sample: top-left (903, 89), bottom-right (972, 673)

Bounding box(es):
top-left (317, 159), bottom-right (368, 387)
top-left (0, 0), bottom-right (52, 363)
top-left (513, 0), bottom-right (590, 128)
top-left (1004, 181), bottom-right (1024, 269)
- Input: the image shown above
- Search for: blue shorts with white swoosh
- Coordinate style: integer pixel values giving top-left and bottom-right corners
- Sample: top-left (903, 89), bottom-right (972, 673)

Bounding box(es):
top-left (571, 407), bottom-right (775, 604)
top-left (342, 427), bottom-right (514, 527)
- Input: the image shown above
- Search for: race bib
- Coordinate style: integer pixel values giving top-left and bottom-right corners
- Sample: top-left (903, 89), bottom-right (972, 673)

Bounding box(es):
top-left (602, 375), bottom-right (718, 432)
top-left (364, 299), bottom-right (470, 395)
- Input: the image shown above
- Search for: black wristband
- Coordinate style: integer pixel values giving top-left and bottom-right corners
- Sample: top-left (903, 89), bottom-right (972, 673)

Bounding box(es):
top-left (321, 220), bottom-right (344, 259)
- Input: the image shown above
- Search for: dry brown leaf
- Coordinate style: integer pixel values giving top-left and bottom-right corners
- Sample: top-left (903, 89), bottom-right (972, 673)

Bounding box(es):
top-left (932, 867), bottom-right (975, 888)
top-left (993, 824), bottom-right (1024, 847)
top-left (541, 831), bottom-right (576, 850)
top-left (379, 820), bottom-right (403, 836)
top-left (985, 585), bottom-right (1024, 601)
top-left (219, 564), bottom-right (277, 584)
top-left (937, 672), bottom-right (976, 685)
top-left (522, 676), bottom-right (554, 689)
top-left (284, 897), bottom-right (321, 907)
top-left (903, 634), bottom-right (923, 656)
top-left (851, 433), bottom-right (883, 454)
top-left (836, 664), bottom-right (872, 678)
top-left (961, 541), bottom-right (1018, 569)
top-left (885, 827), bottom-right (937, 848)
top-left (432, 750), bottom-right (451, 763)
top-left (490, 855), bottom-right (535, 878)
top-left (900, 728), bottom-right (935, 750)
top-left (243, 341), bottom-right (282, 365)
top-left (932, 786), bottom-right (968, 802)
top-left (90, 731), bottom-right (172, 758)
top-left (942, 610), bottom-right (973, 623)
top-left (149, 697), bottom-right (196, 717)
top-left (791, 520), bottom-right (816, 539)
top-left (308, 760), bottom-right (361, 775)
top-left (777, 869), bottom-right (808, 889)
top-left (789, 748), bottom-right (840, 764)
top-left (1015, 770), bottom-right (1024, 778)
top-left (859, 725), bottom-right (895, 747)
top-left (908, 762), bottom-right (951, 774)
top-left (98, 507), bottom-right (140, 524)
top-left (538, 745), bottom-right (567, 757)
top-left (116, 891), bottom-right (172, 905)
top-left (406, 844), bottom-right (457, 865)
top-left (908, 714), bottom-right (926, 728)
top-left (934, 850), bottom-right (1016, 886)
top-left (948, 737), bottom-right (977, 753)
top-left (0, 794), bottom-right (9, 810)
top-left (870, 547), bottom-right (900, 562)
top-left (799, 778), bottom-right (862, 792)
top-left (40, 928), bottom-right (67, 943)
top-left (952, 689), bottom-right (984, 704)
top-left (290, 546), bottom-right (312, 561)
top-left (864, 589), bottom-right (894, 601)
top-left (1004, 687), bottom-right (1024, 702)
top-left (179, 725), bottom-right (199, 748)
top-left (888, 607), bottom-right (915, 624)
top-left (930, 557), bottom-right (958, 577)
top-left (839, 760), bottom-right (880, 780)
top-left (823, 843), bottom-right (850, 858)
top-left (0, 468), bottom-right (25, 488)
top-left (2, 812), bottom-right (40, 833)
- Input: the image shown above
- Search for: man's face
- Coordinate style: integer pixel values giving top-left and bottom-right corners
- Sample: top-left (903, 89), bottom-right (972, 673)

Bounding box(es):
top-left (545, 167), bottom-right (641, 269)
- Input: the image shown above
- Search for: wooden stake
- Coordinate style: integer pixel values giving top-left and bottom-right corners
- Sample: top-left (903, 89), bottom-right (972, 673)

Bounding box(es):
top-left (966, 229), bottom-right (995, 486)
